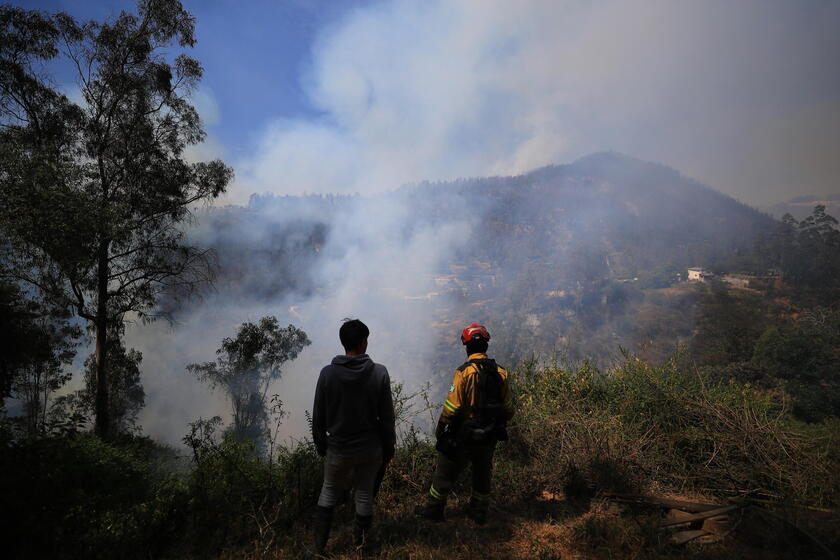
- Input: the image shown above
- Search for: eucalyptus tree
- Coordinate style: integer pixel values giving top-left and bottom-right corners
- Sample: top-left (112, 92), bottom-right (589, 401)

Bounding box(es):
top-left (0, 1), bottom-right (233, 438)
top-left (188, 317), bottom-right (311, 447)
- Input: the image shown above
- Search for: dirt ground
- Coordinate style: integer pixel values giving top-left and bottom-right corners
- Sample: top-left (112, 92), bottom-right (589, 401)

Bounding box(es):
top-left (221, 490), bottom-right (840, 560)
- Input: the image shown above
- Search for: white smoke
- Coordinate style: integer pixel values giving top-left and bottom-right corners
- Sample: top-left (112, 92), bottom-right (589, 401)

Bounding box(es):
top-left (123, 0), bottom-right (840, 445)
top-left (130, 192), bottom-right (474, 446)
top-left (230, 0), bottom-right (840, 205)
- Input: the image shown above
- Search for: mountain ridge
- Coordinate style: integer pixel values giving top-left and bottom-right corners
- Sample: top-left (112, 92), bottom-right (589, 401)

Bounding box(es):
top-left (195, 151), bottom-right (777, 303)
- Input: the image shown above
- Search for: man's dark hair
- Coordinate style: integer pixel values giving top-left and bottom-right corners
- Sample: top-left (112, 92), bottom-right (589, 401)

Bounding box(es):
top-left (465, 339), bottom-right (488, 355)
top-left (339, 318), bottom-right (369, 352)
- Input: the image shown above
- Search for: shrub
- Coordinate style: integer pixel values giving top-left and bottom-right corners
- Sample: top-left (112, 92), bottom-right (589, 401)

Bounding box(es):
top-left (0, 433), bottom-right (188, 559)
top-left (506, 355), bottom-right (839, 507)
top-left (182, 416), bottom-right (323, 556)
top-left (4, 355), bottom-right (837, 559)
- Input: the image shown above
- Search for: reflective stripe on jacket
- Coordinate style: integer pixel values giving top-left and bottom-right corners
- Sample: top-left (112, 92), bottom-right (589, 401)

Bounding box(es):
top-left (439, 353), bottom-right (514, 425)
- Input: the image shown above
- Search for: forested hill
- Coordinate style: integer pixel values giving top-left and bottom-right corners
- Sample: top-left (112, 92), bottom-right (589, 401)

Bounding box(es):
top-left (410, 152), bottom-right (775, 281)
top-left (176, 152), bottom-right (777, 368)
top-left (195, 152), bottom-right (774, 306)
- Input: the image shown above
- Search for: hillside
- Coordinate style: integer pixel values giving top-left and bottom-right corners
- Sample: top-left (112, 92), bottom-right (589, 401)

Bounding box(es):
top-left (5, 357), bottom-right (838, 559)
top-left (424, 152), bottom-right (775, 278)
top-left (195, 152), bottom-right (774, 294)
top-left (5, 153), bottom-right (840, 560)
top-left (181, 152), bottom-right (777, 368)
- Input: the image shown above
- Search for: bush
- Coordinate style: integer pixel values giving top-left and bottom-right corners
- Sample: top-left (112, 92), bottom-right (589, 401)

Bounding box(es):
top-left (506, 355), bottom-right (839, 507)
top-left (0, 433), bottom-right (188, 559)
top-left (4, 355), bottom-right (838, 559)
top-left (0, 424), bottom-right (325, 559)
top-left (751, 324), bottom-right (840, 422)
top-left (182, 416), bottom-right (323, 556)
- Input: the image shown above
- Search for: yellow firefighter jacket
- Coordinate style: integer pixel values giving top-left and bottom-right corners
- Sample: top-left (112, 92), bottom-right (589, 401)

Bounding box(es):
top-left (439, 353), bottom-right (514, 425)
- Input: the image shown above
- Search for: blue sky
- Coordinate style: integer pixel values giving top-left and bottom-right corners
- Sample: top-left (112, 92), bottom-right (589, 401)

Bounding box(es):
top-left (12, 1), bottom-right (840, 206)
top-left (18, 0), bottom-right (371, 156)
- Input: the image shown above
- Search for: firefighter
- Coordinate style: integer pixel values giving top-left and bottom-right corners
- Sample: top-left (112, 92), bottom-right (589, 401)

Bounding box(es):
top-left (415, 323), bottom-right (514, 524)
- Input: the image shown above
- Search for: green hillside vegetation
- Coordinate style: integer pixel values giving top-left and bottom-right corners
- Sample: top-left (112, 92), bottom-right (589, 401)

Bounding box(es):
top-left (3, 114), bottom-right (840, 557)
top-left (3, 355), bottom-right (838, 559)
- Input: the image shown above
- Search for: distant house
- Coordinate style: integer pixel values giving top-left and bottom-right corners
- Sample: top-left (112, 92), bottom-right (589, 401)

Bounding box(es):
top-left (687, 267), bottom-right (712, 282)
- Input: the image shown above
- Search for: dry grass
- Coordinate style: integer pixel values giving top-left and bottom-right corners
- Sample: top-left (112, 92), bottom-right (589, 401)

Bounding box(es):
top-left (215, 357), bottom-right (840, 559)
top-left (217, 490), bottom-right (840, 560)
top-left (509, 357), bottom-right (839, 507)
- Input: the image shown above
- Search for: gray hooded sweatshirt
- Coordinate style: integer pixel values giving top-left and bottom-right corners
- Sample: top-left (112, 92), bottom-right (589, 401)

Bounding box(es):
top-left (312, 354), bottom-right (396, 456)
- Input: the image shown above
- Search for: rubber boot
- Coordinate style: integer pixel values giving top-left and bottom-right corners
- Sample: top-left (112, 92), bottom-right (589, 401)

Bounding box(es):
top-left (414, 501), bottom-right (445, 521)
top-left (353, 513), bottom-right (380, 553)
top-left (313, 505), bottom-right (333, 556)
top-left (467, 497), bottom-right (488, 525)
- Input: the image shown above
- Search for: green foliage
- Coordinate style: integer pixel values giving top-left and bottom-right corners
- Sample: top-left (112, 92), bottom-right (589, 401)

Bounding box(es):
top-left (691, 281), bottom-right (769, 365)
top-left (3, 352), bottom-right (839, 559)
top-left (378, 427), bottom-right (438, 504)
top-left (750, 312), bottom-right (840, 422)
top-left (0, 433), bottom-right (188, 560)
top-left (507, 356), bottom-right (838, 507)
top-left (56, 334), bottom-right (146, 434)
top-left (188, 317), bottom-right (310, 447)
top-left (182, 415), bottom-right (323, 555)
top-left (0, 281), bottom-right (81, 434)
top-left (762, 205), bottom-right (840, 304)
top-left (0, 0), bottom-right (232, 321)
top-left (752, 324), bottom-right (836, 382)
top-left (0, 0), bottom-right (233, 437)
top-left (90, 341), bottom-right (145, 432)
top-left (1, 416), bottom-right (325, 559)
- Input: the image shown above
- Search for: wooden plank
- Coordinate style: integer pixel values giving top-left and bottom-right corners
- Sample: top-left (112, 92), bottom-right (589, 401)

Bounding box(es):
top-left (663, 509), bottom-right (700, 525)
top-left (701, 514), bottom-right (731, 534)
top-left (660, 505), bottom-right (741, 528)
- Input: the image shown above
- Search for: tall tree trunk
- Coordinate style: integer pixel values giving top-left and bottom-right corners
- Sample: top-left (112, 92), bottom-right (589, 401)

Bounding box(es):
top-left (94, 239), bottom-right (110, 439)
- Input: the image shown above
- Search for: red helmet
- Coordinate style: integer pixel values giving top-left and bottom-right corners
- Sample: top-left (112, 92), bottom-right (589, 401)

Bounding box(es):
top-left (461, 323), bottom-right (490, 344)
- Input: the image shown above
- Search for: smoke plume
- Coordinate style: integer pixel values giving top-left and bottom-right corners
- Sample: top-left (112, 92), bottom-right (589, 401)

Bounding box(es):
top-left (119, 0), bottom-right (840, 445)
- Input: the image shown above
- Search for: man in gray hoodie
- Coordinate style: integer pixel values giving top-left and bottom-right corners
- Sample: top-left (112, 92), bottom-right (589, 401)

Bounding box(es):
top-left (312, 319), bottom-right (396, 555)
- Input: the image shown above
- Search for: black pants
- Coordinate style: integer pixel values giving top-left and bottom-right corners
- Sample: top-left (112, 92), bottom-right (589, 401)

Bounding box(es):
top-left (428, 440), bottom-right (496, 507)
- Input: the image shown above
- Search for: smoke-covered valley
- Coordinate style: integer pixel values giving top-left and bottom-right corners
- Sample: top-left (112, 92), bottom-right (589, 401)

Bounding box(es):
top-left (5, 3), bottom-right (840, 557)
top-left (127, 152), bottom-right (775, 446)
